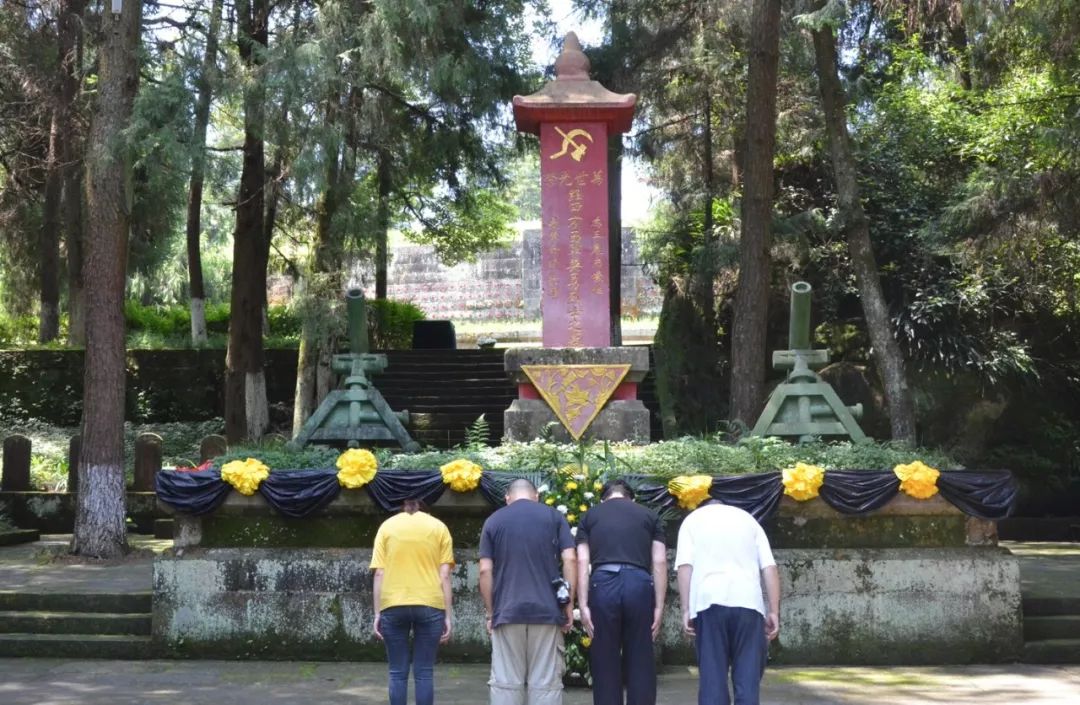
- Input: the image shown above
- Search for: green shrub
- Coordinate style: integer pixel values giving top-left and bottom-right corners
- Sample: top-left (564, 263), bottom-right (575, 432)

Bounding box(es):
top-left (368, 299), bottom-right (425, 350)
top-left (0, 313), bottom-right (39, 348)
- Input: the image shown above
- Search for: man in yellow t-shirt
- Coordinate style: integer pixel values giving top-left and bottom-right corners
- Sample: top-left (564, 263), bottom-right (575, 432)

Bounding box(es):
top-left (371, 498), bottom-right (455, 705)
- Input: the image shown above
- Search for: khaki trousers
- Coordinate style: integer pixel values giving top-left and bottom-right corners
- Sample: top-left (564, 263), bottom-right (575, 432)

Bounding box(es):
top-left (489, 623), bottom-right (565, 705)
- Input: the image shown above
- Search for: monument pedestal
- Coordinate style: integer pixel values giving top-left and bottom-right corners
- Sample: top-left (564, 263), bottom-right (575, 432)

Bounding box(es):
top-left (503, 347), bottom-right (651, 444)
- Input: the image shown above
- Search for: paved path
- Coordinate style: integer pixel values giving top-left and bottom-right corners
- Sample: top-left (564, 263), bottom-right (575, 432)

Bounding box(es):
top-left (0, 660), bottom-right (1077, 704)
top-left (1001, 541), bottom-right (1080, 601)
top-left (0, 535), bottom-right (167, 594)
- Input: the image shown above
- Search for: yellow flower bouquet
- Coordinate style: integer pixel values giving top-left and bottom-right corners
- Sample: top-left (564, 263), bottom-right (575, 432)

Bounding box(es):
top-left (894, 460), bottom-right (940, 499)
top-left (782, 462), bottom-right (825, 501)
top-left (668, 474), bottom-right (714, 510)
top-left (440, 458), bottom-right (483, 492)
top-left (220, 458), bottom-right (270, 496)
top-left (336, 448), bottom-right (378, 489)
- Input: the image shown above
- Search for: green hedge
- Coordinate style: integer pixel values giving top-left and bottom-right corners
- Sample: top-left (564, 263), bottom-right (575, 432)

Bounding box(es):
top-left (368, 299), bottom-right (425, 350)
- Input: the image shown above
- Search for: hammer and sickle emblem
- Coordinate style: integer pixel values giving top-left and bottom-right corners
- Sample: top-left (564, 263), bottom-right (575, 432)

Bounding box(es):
top-left (550, 127), bottom-right (594, 162)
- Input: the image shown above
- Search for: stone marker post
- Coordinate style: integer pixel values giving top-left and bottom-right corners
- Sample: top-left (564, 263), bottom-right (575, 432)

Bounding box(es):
top-left (133, 433), bottom-right (163, 491)
top-left (504, 32), bottom-right (650, 443)
top-left (2, 434), bottom-right (32, 491)
top-left (199, 434), bottom-right (228, 464)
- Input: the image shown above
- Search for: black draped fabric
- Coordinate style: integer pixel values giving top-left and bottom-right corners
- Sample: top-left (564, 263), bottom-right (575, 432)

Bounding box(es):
top-left (155, 469), bottom-right (231, 515)
top-left (937, 470), bottom-right (1017, 520)
top-left (631, 479), bottom-right (678, 513)
top-left (366, 471), bottom-right (447, 512)
top-left (710, 472), bottom-right (785, 522)
top-left (477, 471), bottom-right (548, 507)
top-left (818, 470), bottom-right (900, 515)
top-left (259, 469), bottom-right (342, 519)
top-left (155, 466), bottom-right (1015, 522)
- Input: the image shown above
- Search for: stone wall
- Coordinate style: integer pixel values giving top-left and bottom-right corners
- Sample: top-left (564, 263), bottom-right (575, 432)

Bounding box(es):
top-left (386, 229), bottom-right (662, 321)
top-left (154, 491), bottom-right (1022, 664)
top-left (154, 545), bottom-right (1020, 665)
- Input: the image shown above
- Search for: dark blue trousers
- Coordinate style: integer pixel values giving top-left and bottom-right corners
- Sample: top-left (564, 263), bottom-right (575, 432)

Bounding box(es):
top-left (694, 605), bottom-right (767, 705)
top-left (588, 566), bottom-right (656, 705)
top-left (381, 605), bottom-right (444, 705)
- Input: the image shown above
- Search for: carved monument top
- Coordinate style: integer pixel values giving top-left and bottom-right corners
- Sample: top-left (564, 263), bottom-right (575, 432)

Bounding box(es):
top-left (513, 32), bottom-right (637, 135)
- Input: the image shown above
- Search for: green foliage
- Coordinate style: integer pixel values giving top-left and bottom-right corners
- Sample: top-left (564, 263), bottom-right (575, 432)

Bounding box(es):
top-left (122, 302), bottom-right (298, 348)
top-left (0, 510), bottom-right (15, 532)
top-left (463, 414), bottom-right (491, 451)
top-left (0, 416), bottom-right (225, 490)
top-left (368, 299), bottom-right (425, 350)
top-left (383, 436), bottom-right (958, 475)
top-left (211, 443), bottom-right (344, 472)
top-left (0, 313), bottom-right (38, 348)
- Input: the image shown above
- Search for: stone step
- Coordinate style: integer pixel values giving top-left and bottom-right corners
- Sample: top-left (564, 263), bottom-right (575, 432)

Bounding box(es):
top-left (1021, 638), bottom-right (1080, 664)
top-left (0, 592), bottom-right (152, 614)
top-left (1024, 615), bottom-right (1080, 641)
top-left (1023, 597), bottom-right (1080, 617)
top-left (0, 632), bottom-right (154, 659)
top-left (0, 610), bottom-right (151, 636)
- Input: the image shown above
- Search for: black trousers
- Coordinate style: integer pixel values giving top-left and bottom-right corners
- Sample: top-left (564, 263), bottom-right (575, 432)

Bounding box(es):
top-left (588, 566), bottom-right (656, 705)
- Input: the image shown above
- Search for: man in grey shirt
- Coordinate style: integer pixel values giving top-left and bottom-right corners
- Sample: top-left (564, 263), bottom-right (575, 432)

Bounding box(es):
top-left (480, 478), bottom-right (576, 705)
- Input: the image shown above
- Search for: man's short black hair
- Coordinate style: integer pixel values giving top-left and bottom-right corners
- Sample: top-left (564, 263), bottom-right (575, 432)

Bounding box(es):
top-left (506, 477), bottom-right (537, 495)
top-left (601, 478), bottom-right (635, 501)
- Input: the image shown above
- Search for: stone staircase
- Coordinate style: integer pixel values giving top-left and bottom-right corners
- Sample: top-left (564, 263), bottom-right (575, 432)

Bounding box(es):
top-left (0, 591), bottom-right (153, 659)
top-left (378, 348), bottom-right (663, 448)
top-left (1022, 596), bottom-right (1080, 664)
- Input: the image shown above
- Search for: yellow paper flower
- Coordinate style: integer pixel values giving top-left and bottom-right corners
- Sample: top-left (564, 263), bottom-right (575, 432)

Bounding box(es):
top-left (559, 463), bottom-right (585, 476)
top-left (668, 475), bottom-right (714, 510)
top-left (545, 497), bottom-right (555, 505)
top-left (565, 481), bottom-right (579, 491)
top-left (782, 463), bottom-right (825, 501)
top-left (894, 460), bottom-right (940, 499)
top-left (440, 458), bottom-right (483, 492)
top-left (336, 448), bottom-right (378, 489)
top-left (593, 481), bottom-right (603, 492)
top-left (567, 513), bottom-right (577, 523)
top-left (220, 458), bottom-right (269, 496)
top-left (581, 636), bottom-right (592, 648)
top-left (579, 503), bottom-right (588, 512)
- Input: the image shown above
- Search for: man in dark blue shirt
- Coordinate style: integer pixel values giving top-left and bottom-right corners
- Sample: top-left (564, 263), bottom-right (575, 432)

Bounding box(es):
top-left (576, 478), bottom-right (667, 705)
top-left (480, 478), bottom-right (576, 705)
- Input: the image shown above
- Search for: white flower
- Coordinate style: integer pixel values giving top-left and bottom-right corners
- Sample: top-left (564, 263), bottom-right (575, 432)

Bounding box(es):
top-left (583, 492), bottom-right (594, 499)
top-left (570, 527), bottom-right (578, 537)
top-left (573, 608), bottom-right (581, 620)
top-left (557, 504), bottom-right (568, 514)
top-left (538, 484), bottom-right (549, 493)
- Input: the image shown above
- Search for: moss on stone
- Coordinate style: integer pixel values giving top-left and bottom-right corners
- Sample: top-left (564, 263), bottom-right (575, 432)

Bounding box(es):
top-left (765, 515), bottom-right (969, 548)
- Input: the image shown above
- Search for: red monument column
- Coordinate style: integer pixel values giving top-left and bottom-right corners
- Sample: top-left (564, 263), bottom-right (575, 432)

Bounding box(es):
top-left (513, 32), bottom-right (636, 348)
top-left (503, 33), bottom-right (651, 444)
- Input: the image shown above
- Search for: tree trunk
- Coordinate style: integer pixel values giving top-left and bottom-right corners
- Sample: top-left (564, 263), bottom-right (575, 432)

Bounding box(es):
top-left (375, 152), bottom-right (390, 300)
top-left (812, 26), bottom-right (917, 443)
top-left (697, 90), bottom-right (717, 336)
top-left (71, 0), bottom-right (141, 559)
top-left (293, 89), bottom-right (354, 434)
top-left (185, 0), bottom-right (223, 346)
top-left (38, 111), bottom-right (62, 343)
top-left (729, 0), bottom-right (781, 428)
top-left (64, 165), bottom-right (85, 346)
top-left (607, 134), bottom-right (623, 345)
top-left (60, 0), bottom-right (87, 346)
top-left (225, 0), bottom-right (270, 444)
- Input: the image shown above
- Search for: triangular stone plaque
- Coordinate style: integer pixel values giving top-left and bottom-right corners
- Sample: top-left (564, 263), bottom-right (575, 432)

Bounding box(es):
top-left (522, 364), bottom-right (631, 440)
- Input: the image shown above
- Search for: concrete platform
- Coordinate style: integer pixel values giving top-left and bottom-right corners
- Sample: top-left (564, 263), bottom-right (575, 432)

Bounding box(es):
top-left (0, 660), bottom-right (1077, 704)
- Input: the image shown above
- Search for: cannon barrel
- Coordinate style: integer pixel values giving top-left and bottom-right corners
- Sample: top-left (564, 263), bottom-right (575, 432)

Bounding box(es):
top-left (788, 281), bottom-right (812, 350)
top-left (345, 288), bottom-right (370, 355)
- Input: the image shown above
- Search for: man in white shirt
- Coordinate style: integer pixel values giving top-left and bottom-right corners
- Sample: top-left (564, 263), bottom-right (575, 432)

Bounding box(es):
top-left (675, 499), bottom-right (780, 705)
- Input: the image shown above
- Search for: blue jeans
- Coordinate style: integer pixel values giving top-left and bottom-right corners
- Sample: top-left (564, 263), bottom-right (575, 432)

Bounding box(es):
top-left (694, 605), bottom-right (767, 705)
top-left (381, 605), bottom-right (445, 705)
top-left (588, 566), bottom-right (656, 705)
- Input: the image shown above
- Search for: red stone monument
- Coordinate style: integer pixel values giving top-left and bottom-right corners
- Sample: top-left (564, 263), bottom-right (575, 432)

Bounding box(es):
top-left (504, 33), bottom-right (651, 443)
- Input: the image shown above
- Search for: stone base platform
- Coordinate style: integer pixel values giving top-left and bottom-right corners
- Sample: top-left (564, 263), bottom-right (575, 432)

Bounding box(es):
top-left (503, 347), bottom-right (651, 443)
top-left (153, 545), bottom-right (1021, 664)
